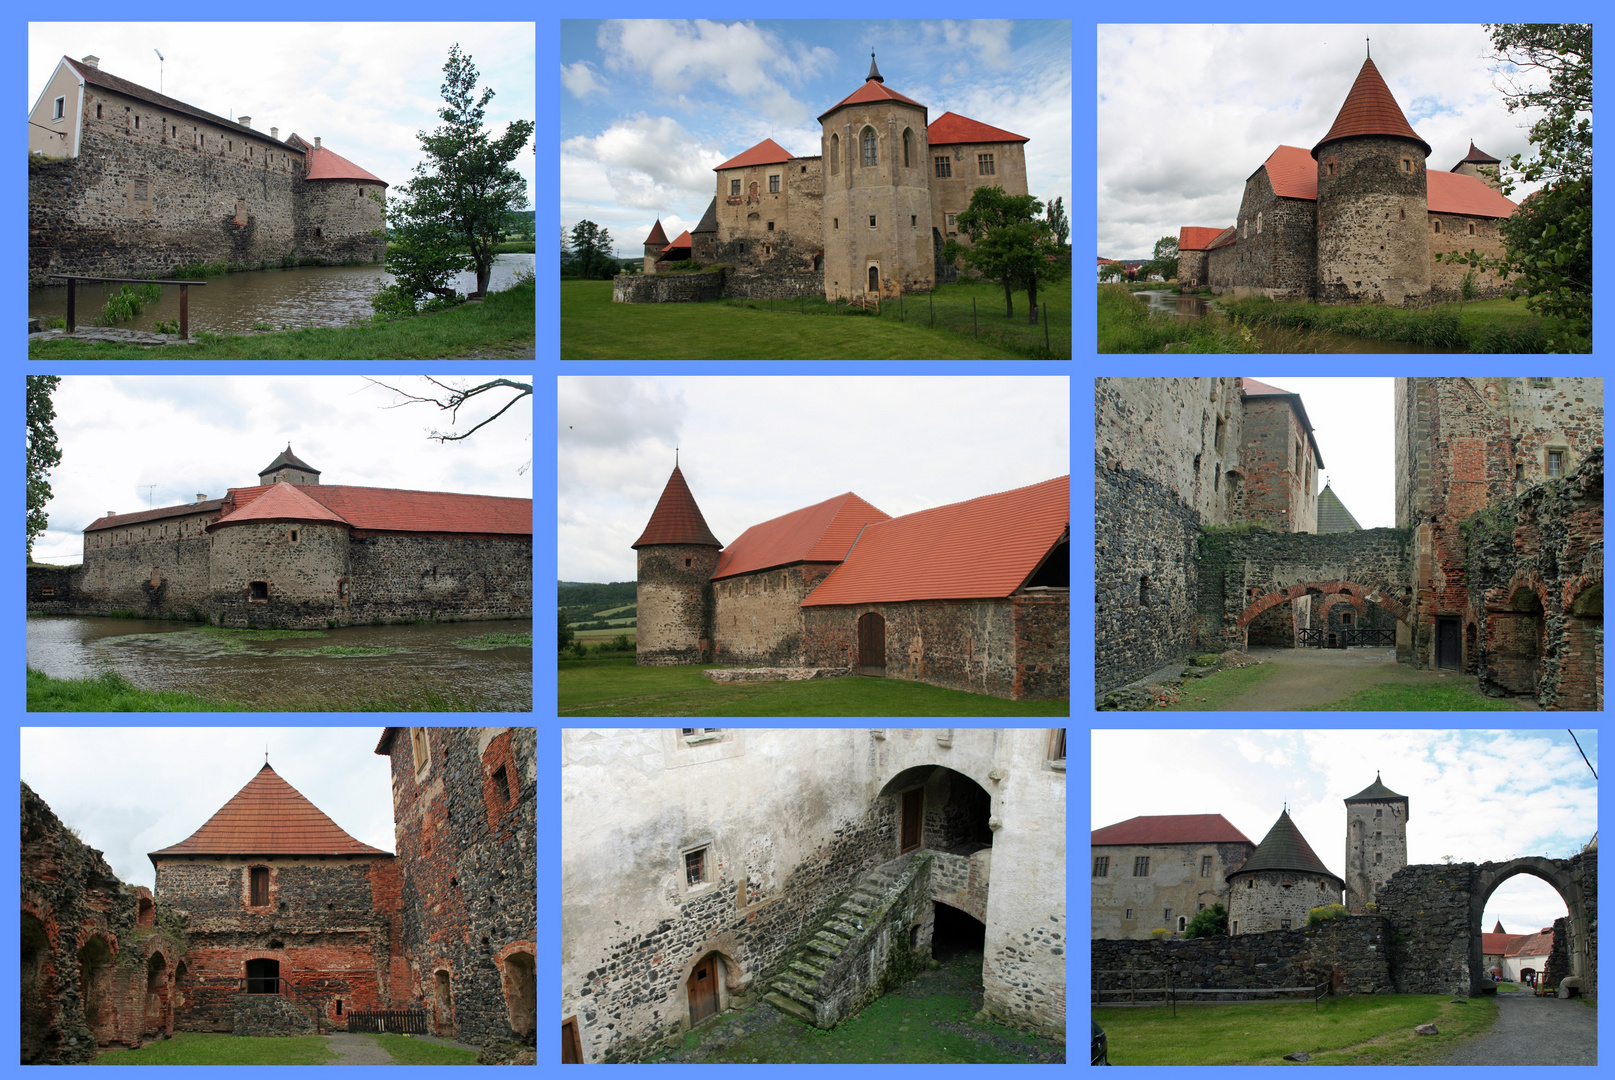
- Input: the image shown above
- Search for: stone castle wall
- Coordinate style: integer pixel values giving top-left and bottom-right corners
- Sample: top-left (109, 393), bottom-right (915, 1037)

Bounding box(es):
top-left (637, 544), bottom-right (720, 664)
top-left (1428, 213), bottom-right (1511, 300)
top-left (710, 564), bottom-right (836, 667)
top-left (613, 271), bottom-right (725, 303)
top-left (1315, 136), bottom-right (1431, 305)
top-left (801, 598), bottom-right (1038, 699)
top-left (207, 520), bottom-right (350, 628)
top-left (1228, 869), bottom-right (1343, 934)
top-left (1208, 170), bottom-right (1316, 300)
top-left (344, 534), bottom-right (532, 626)
top-left (295, 179), bottom-right (387, 265)
top-left (1091, 840), bottom-right (1252, 939)
top-left (1092, 916), bottom-right (1392, 996)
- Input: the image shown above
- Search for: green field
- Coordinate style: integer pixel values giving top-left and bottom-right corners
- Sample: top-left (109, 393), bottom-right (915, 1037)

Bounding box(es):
top-left (559, 655), bottom-right (1067, 716)
top-left (573, 627), bottom-right (637, 643)
top-left (561, 278), bottom-right (1054, 359)
top-left (1097, 994), bottom-right (1496, 1066)
top-left (92, 1033), bottom-right (336, 1065)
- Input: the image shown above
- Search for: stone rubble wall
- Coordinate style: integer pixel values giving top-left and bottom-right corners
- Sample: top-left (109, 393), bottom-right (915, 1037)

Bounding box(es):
top-left (613, 271), bottom-right (725, 303)
top-left (1377, 863), bottom-right (1475, 996)
top-left (801, 598), bottom-right (1026, 699)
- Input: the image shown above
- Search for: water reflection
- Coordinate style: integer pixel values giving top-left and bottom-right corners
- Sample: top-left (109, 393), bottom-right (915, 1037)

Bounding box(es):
top-left (27, 615), bottom-right (533, 712)
top-left (29, 253), bottom-right (534, 335)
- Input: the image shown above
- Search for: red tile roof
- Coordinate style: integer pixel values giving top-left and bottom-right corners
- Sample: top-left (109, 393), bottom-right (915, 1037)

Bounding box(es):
top-left (1240, 377), bottom-right (1293, 397)
top-left (212, 484), bottom-right (531, 536)
top-left (715, 138), bottom-right (793, 172)
top-left (1178, 226), bottom-right (1229, 252)
top-left (713, 493), bottom-right (890, 580)
top-left (64, 56), bottom-right (277, 151)
top-left (210, 481), bottom-right (349, 528)
top-left (1456, 140), bottom-right (1501, 165)
top-left (149, 763), bottom-right (389, 861)
top-left (661, 230), bottom-right (692, 254)
top-left (85, 499), bottom-right (225, 533)
top-left (300, 142), bottom-right (387, 185)
top-left (1091, 814), bottom-right (1254, 846)
top-left (1507, 929), bottom-right (1555, 958)
top-left (1205, 226), bottom-right (1238, 250)
top-left (818, 79), bottom-right (926, 122)
top-left (927, 111), bottom-right (1027, 146)
top-left (1313, 58), bottom-right (1431, 158)
top-left (1263, 145), bottom-right (1320, 200)
top-left (644, 219), bottom-right (669, 246)
top-left (1482, 932), bottom-right (1513, 956)
top-left (801, 476), bottom-right (1068, 606)
top-left (633, 465), bottom-right (722, 549)
top-left (1428, 171), bottom-right (1519, 218)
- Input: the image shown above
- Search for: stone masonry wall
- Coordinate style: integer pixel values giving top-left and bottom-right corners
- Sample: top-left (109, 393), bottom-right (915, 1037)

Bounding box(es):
top-left (801, 598), bottom-right (1032, 699)
top-left (931, 850), bottom-right (990, 923)
top-left (710, 564), bottom-right (836, 666)
top-left (1212, 170), bottom-right (1316, 300)
top-left (1091, 916), bottom-right (1391, 997)
top-left (1176, 248), bottom-right (1207, 288)
top-left (811, 853), bottom-right (935, 1029)
top-left (344, 534), bottom-right (532, 626)
top-left (637, 544), bottom-right (720, 664)
top-left (1377, 863), bottom-right (1474, 996)
top-left (207, 520), bottom-right (349, 628)
top-left (613, 271), bottom-right (725, 303)
top-left (73, 517), bottom-right (215, 618)
top-left (1241, 397), bottom-right (1315, 533)
top-left (1228, 870), bottom-right (1344, 934)
top-left (384, 728), bottom-right (536, 1048)
top-left (1315, 136), bottom-right (1431, 306)
top-left (26, 564), bottom-right (83, 614)
top-left (294, 179), bottom-right (387, 266)
top-left (1011, 593), bottom-right (1070, 700)
top-left (1428, 213), bottom-right (1511, 301)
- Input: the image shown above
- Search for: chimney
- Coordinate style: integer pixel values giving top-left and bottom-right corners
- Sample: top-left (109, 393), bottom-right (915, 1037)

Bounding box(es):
top-left (314, 136), bottom-right (321, 149)
top-left (238, 115), bottom-right (252, 128)
top-left (196, 493), bottom-right (207, 503)
top-left (81, 55), bottom-right (100, 69)
top-left (107, 510), bottom-right (116, 517)
top-left (270, 126), bottom-right (278, 140)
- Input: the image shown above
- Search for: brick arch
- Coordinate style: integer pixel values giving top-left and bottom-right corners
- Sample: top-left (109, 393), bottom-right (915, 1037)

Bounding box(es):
top-left (1235, 580), bottom-right (1410, 629)
top-left (1564, 571), bottom-right (1602, 614)
top-left (1492, 570), bottom-right (1550, 613)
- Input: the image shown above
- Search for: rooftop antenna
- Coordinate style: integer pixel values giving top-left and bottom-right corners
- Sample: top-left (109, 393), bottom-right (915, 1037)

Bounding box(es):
top-left (154, 49), bottom-right (164, 95)
top-left (675, 447), bottom-right (679, 467)
top-left (1366, 38), bottom-right (1371, 60)
top-left (139, 484), bottom-right (157, 507)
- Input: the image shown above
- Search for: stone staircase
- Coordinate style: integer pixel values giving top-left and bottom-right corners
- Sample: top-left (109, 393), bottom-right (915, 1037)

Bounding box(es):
top-left (762, 852), bottom-right (929, 1028)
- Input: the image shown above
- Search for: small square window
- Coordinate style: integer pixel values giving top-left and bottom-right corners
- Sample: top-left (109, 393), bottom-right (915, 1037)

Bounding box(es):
top-left (685, 847), bottom-right (708, 886)
top-left (768, 174), bottom-right (779, 193)
top-left (868, 215), bottom-right (877, 229)
top-left (766, 221), bottom-right (774, 232)
top-left (41, 585), bottom-right (55, 597)
top-left (1281, 918), bottom-right (1292, 929)
top-left (248, 580), bottom-right (269, 601)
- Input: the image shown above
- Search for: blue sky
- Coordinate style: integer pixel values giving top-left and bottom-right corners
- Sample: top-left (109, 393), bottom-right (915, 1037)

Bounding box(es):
top-left (1097, 24), bottom-right (1559, 259)
top-left (561, 19), bottom-right (1071, 257)
top-left (1091, 730), bottom-right (1597, 936)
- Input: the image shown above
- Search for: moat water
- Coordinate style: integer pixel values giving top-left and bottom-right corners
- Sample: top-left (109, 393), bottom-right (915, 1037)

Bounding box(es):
top-left (27, 616), bottom-right (532, 712)
top-left (28, 253), bottom-right (534, 335)
top-left (1131, 289), bottom-right (1466, 353)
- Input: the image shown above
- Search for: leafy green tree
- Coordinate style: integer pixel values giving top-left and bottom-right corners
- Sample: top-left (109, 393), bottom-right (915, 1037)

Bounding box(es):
top-left (943, 186), bottom-right (1065, 322)
top-left (1487, 24), bottom-right (1591, 189)
top-left (1182, 903), bottom-right (1228, 939)
top-left (558, 608), bottom-right (575, 652)
top-left (1147, 235), bottom-right (1179, 281)
top-left (1045, 196), bottom-right (1070, 248)
top-left (1098, 261), bottom-right (1124, 282)
top-left (27, 375), bottom-right (62, 559)
top-left (568, 220), bottom-right (617, 279)
top-left (385, 44), bottom-right (535, 304)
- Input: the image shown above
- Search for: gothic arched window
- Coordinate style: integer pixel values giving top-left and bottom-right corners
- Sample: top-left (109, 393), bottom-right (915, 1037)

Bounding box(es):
top-left (830, 133), bottom-right (839, 175)
top-left (861, 127), bottom-right (877, 168)
top-left (902, 128), bottom-right (912, 168)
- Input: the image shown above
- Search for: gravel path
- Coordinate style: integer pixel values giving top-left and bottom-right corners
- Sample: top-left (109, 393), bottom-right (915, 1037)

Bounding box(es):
top-left (1437, 991), bottom-right (1596, 1065)
top-left (323, 1032), bottom-right (394, 1065)
top-left (1213, 647), bottom-right (1536, 710)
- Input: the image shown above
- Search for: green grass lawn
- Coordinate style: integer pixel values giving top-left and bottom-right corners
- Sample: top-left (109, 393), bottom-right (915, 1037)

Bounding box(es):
top-left (1097, 994), bottom-right (1496, 1066)
top-left (560, 655), bottom-right (1067, 717)
top-left (91, 1032), bottom-right (337, 1065)
top-left (573, 626), bottom-right (637, 643)
top-left (1309, 682), bottom-right (1527, 710)
top-left (561, 279), bottom-right (1030, 359)
top-left (25, 666), bottom-right (497, 713)
top-left (371, 1034), bottom-right (480, 1064)
top-left (1155, 664), bottom-right (1278, 709)
top-left (29, 278), bottom-right (534, 359)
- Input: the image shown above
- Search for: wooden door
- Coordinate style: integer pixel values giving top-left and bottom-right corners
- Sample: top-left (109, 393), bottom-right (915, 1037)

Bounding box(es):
top-left (858, 611), bottom-right (886, 674)
top-left (562, 1017), bottom-right (582, 1063)
top-left (900, 788), bottom-right (923, 853)
top-left (1436, 616), bottom-right (1461, 669)
top-left (687, 957), bottom-right (719, 1025)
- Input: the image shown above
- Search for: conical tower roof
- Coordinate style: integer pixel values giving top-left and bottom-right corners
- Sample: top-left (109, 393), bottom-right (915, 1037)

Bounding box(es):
top-left (644, 219), bottom-right (669, 247)
top-left (1345, 772), bottom-right (1409, 817)
top-left (1316, 483), bottom-right (1362, 533)
top-left (1312, 58), bottom-right (1431, 159)
top-left (867, 51), bottom-right (884, 83)
top-left (149, 763), bottom-right (388, 863)
top-left (1231, 809), bottom-right (1342, 882)
top-left (632, 464), bottom-right (722, 549)
top-left (1457, 140), bottom-right (1501, 165)
top-left (258, 443), bottom-right (320, 479)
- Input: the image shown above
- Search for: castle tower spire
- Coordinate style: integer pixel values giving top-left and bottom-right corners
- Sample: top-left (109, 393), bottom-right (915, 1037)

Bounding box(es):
top-left (633, 463), bottom-right (722, 666)
top-left (867, 50), bottom-right (883, 83)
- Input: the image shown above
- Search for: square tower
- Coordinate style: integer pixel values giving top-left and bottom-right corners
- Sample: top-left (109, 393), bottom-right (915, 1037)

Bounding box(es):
top-left (1343, 773), bottom-right (1409, 912)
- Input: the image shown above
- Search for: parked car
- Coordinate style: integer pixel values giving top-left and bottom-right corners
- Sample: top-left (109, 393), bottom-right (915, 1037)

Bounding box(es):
top-left (1092, 1020), bottom-right (1109, 1065)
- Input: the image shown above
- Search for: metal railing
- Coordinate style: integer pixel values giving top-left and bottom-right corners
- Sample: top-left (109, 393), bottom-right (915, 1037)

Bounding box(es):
top-left (1297, 627), bottom-right (1397, 648)
top-left (48, 275), bottom-right (208, 340)
top-left (1094, 969), bottom-right (1331, 1013)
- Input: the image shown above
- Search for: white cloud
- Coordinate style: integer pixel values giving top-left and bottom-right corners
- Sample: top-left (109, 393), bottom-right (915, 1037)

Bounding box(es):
top-left (561, 60), bottom-right (606, 99)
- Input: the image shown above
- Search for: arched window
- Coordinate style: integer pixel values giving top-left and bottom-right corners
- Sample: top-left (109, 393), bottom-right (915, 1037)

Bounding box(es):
top-left (829, 133), bottom-right (839, 175)
top-left (902, 128), bottom-right (912, 168)
top-left (867, 265), bottom-right (879, 293)
top-left (861, 127), bottom-right (877, 168)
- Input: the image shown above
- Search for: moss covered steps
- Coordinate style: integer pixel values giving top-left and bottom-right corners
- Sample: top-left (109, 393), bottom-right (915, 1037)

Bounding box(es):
top-left (761, 856), bottom-right (913, 1026)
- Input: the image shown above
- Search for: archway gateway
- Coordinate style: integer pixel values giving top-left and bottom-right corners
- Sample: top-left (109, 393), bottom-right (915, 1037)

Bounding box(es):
top-left (1468, 857), bottom-right (1591, 996)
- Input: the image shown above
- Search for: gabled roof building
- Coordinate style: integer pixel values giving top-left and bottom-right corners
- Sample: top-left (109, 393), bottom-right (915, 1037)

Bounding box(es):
top-left (1175, 54), bottom-right (1519, 305)
top-left (29, 447), bottom-right (532, 629)
top-left (634, 463), bottom-right (1069, 700)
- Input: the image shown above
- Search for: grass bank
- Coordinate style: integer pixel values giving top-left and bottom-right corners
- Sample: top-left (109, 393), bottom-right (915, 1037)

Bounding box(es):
top-left (1097, 283), bottom-right (1257, 353)
top-left (1219, 295), bottom-right (1567, 353)
top-left (561, 279), bottom-right (1026, 359)
top-left (371, 1034), bottom-right (479, 1065)
top-left (1309, 681), bottom-right (1527, 710)
top-left (1097, 994), bottom-right (1496, 1066)
top-left (91, 1032), bottom-right (336, 1064)
top-left (26, 666), bottom-right (497, 712)
top-left (28, 277), bottom-right (535, 359)
top-left (559, 655), bottom-right (1067, 717)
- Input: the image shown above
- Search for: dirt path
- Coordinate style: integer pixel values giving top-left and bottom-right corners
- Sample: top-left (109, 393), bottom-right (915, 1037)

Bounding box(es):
top-left (1436, 991), bottom-right (1596, 1065)
top-left (322, 1033), bottom-right (393, 1064)
top-left (1215, 648), bottom-right (1513, 710)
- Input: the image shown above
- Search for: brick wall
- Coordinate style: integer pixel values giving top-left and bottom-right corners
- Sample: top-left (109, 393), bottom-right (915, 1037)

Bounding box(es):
top-left (1315, 136), bottom-right (1431, 305)
top-left (1240, 397), bottom-right (1316, 533)
top-left (710, 564), bottom-right (835, 666)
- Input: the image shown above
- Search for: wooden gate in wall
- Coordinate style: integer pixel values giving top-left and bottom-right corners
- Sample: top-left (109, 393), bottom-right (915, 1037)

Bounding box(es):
top-left (687, 957), bottom-right (719, 1025)
top-left (900, 788), bottom-right (924, 853)
top-left (857, 612), bottom-right (886, 676)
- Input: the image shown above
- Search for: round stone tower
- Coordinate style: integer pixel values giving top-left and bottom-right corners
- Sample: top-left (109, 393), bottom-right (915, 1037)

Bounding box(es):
top-left (642, 219), bottom-right (670, 275)
top-left (819, 53), bottom-right (935, 302)
top-left (1312, 57), bottom-right (1432, 306)
top-left (1343, 772), bottom-right (1409, 912)
top-left (632, 462), bottom-right (721, 665)
top-left (1227, 809), bottom-right (1345, 935)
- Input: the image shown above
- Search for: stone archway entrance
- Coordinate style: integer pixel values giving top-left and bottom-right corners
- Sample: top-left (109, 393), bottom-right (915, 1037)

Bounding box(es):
top-left (1469, 857), bottom-right (1591, 997)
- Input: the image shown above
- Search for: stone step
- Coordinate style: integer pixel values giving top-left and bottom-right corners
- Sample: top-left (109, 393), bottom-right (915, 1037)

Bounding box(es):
top-left (764, 991), bottom-right (816, 1024)
top-left (806, 938), bottom-right (841, 958)
top-left (814, 929), bottom-right (849, 948)
top-left (789, 959), bottom-right (827, 982)
top-left (826, 919), bottom-right (862, 939)
top-left (842, 899), bottom-right (871, 916)
top-left (771, 974), bottom-right (816, 1005)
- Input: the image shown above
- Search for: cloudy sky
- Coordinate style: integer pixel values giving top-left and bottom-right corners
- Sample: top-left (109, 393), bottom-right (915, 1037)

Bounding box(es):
top-left (1097, 24), bottom-right (1558, 259)
top-left (557, 376), bottom-right (1071, 583)
top-left (22, 727), bottom-right (397, 891)
top-left (1091, 729), bottom-right (1598, 936)
top-left (28, 22), bottom-right (534, 210)
top-left (31, 376), bottom-right (534, 566)
top-left (562, 19), bottom-right (1072, 257)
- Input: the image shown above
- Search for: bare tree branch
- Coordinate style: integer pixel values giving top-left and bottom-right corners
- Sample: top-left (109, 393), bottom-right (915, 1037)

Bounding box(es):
top-left (365, 377), bottom-right (532, 442)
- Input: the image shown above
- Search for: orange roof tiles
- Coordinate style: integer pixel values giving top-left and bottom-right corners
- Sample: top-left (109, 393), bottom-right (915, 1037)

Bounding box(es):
top-left (149, 763), bottom-right (389, 861)
top-left (1178, 226), bottom-right (1228, 252)
top-left (1313, 58), bottom-right (1431, 159)
top-left (1263, 145), bottom-right (1320, 200)
top-left (301, 143), bottom-right (386, 184)
top-left (715, 138), bottom-right (793, 171)
top-left (927, 111), bottom-right (1027, 146)
top-left (662, 230), bottom-right (692, 252)
top-left (1240, 377), bottom-right (1292, 397)
top-left (1507, 929), bottom-right (1554, 958)
top-left (85, 499), bottom-right (224, 533)
top-left (713, 493), bottom-right (890, 580)
top-left (214, 485), bottom-right (531, 536)
top-left (210, 481), bottom-right (348, 528)
top-left (1428, 171), bottom-right (1518, 218)
top-left (801, 476), bottom-right (1068, 606)
top-left (819, 79), bottom-right (926, 122)
top-left (633, 465), bottom-right (722, 549)
top-left (1091, 814), bottom-right (1254, 846)
top-left (1482, 931), bottom-right (1513, 956)
top-left (644, 219), bottom-right (669, 246)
